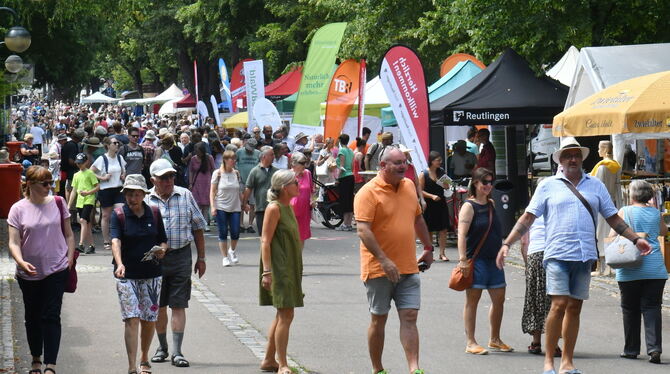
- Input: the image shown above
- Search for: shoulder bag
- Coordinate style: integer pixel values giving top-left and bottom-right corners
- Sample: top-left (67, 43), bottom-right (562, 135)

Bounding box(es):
top-left (559, 179), bottom-right (601, 271)
top-left (604, 206), bottom-right (645, 269)
top-left (55, 196), bottom-right (79, 293)
top-left (449, 201), bottom-right (493, 291)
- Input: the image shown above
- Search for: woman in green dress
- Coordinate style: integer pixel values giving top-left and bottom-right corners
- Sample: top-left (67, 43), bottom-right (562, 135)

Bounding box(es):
top-left (259, 169), bottom-right (303, 374)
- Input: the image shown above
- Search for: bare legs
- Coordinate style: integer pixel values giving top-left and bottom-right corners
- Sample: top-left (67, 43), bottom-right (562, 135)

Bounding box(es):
top-left (437, 230), bottom-right (448, 260)
top-left (368, 310), bottom-right (421, 373)
top-left (488, 287), bottom-right (506, 345)
top-left (79, 217), bottom-right (93, 247)
top-left (544, 295), bottom-right (582, 372)
top-left (464, 287), bottom-right (508, 348)
top-left (262, 308), bottom-right (294, 372)
top-left (124, 318), bottom-right (156, 372)
top-left (101, 206), bottom-right (113, 243)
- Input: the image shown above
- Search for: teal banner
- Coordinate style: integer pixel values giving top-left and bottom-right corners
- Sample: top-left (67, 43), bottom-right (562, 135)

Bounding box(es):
top-left (292, 22), bottom-right (347, 127)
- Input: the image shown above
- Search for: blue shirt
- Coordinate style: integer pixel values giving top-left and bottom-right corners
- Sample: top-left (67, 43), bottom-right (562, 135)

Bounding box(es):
top-left (615, 206), bottom-right (668, 282)
top-left (145, 186), bottom-right (207, 249)
top-left (526, 171), bottom-right (618, 263)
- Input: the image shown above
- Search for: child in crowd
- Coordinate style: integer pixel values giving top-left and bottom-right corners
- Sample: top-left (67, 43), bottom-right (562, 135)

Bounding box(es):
top-left (68, 153), bottom-right (99, 254)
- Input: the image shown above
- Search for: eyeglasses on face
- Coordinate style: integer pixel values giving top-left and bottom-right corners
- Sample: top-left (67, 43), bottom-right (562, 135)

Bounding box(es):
top-left (34, 180), bottom-right (53, 187)
top-left (480, 179), bottom-right (493, 186)
top-left (110, 141), bottom-right (120, 145)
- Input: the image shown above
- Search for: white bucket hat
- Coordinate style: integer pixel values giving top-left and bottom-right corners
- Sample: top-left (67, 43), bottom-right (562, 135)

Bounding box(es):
top-left (552, 136), bottom-right (590, 164)
top-left (121, 174), bottom-right (149, 193)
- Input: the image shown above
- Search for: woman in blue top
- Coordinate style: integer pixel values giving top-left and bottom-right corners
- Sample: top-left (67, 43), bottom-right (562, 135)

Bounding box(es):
top-left (611, 180), bottom-right (667, 364)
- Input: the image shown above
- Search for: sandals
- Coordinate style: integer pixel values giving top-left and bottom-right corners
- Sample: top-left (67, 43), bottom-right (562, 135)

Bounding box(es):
top-left (260, 364), bottom-right (280, 372)
top-left (29, 360), bottom-right (42, 374)
top-left (139, 361), bottom-right (152, 374)
top-left (151, 348), bottom-right (168, 363)
top-left (44, 369), bottom-right (55, 374)
top-left (103, 242), bottom-right (112, 251)
top-left (439, 254), bottom-right (450, 261)
top-left (528, 342), bottom-right (542, 355)
top-left (465, 344), bottom-right (489, 355)
top-left (171, 354), bottom-right (190, 367)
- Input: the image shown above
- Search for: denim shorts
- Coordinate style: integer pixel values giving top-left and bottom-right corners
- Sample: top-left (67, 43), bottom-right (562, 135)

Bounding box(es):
top-left (471, 257), bottom-right (506, 289)
top-left (545, 259), bottom-right (592, 300)
top-left (364, 273), bottom-right (421, 315)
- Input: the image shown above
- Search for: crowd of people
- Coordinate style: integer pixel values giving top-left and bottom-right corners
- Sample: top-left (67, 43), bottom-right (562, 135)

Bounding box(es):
top-left (2, 101), bottom-right (666, 374)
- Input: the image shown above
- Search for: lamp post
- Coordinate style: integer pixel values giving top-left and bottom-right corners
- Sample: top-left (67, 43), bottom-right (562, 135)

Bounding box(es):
top-left (0, 6), bottom-right (30, 145)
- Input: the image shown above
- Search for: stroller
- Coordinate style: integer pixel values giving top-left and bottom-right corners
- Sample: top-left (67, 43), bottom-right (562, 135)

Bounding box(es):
top-left (313, 178), bottom-right (344, 229)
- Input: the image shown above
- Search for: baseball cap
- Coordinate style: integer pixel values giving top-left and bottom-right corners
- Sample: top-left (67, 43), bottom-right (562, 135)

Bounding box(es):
top-left (75, 153), bottom-right (88, 164)
top-left (150, 158), bottom-right (177, 177)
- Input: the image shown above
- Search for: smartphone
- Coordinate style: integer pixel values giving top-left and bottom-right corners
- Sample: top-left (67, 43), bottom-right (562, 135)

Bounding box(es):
top-left (418, 261), bottom-right (428, 272)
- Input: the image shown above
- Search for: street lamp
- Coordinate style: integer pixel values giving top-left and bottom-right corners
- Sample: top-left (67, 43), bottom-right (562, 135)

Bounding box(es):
top-left (4, 54), bottom-right (22, 73)
top-left (4, 26), bottom-right (30, 53)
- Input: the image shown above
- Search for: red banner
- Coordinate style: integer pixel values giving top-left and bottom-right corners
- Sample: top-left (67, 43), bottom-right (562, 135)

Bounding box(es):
top-left (230, 58), bottom-right (253, 112)
top-left (379, 45), bottom-right (429, 171)
top-left (324, 59), bottom-right (362, 140)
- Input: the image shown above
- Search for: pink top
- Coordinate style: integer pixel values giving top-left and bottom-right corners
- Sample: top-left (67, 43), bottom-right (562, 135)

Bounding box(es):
top-left (290, 169), bottom-right (313, 241)
top-left (7, 197), bottom-right (70, 280)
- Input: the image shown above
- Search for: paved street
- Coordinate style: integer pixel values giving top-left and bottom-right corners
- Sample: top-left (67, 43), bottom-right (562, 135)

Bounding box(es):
top-left (3, 221), bottom-right (670, 373)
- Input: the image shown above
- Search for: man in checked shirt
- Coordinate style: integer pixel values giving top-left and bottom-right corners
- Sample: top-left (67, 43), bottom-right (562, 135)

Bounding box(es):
top-left (145, 158), bottom-right (207, 368)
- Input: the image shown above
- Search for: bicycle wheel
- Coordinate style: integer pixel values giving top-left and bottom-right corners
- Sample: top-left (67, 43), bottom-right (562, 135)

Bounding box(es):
top-left (321, 202), bottom-right (343, 229)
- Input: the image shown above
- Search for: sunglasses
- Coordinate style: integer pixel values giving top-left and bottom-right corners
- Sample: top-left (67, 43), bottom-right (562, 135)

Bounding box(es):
top-left (157, 173), bottom-right (176, 181)
top-left (129, 134), bottom-right (139, 138)
top-left (35, 180), bottom-right (53, 187)
top-left (110, 142), bottom-right (120, 145)
top-left (481, 179), bottom-right (493, 186)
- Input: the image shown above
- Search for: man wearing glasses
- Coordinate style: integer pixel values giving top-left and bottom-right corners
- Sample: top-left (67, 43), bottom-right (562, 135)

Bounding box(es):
top-left (119, 127), bottom-right (146, 176)
top-left (145, 159), bottom-right (207, 368)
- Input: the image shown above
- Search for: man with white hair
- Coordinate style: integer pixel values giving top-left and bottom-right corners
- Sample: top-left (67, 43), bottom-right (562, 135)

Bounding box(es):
top-left (241, 146), bottom-right (277, 236)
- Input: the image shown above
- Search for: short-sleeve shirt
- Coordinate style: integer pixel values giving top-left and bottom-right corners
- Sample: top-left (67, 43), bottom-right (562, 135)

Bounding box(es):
top-left (20, 143), bottom-right (39, 165)
top-left (245, 165), bottom-right (278, 211)
top-left (30, 126), bottom-right (45, 144)
top-left (235, 148), bottom-right (260, 184)
top-left (71, 169), bottom-right (99, 208)
top-left (337, 146), bottom-right (354, 178)
top-left (526, 171), bottom-right (618, 263)
top-left (145, 186), bottom-right (207, 249)
top-left (91, 153), bottom-right (126, 190)
top-left (354, 175), bottom-right (422, 281)
top-left (120, 144), bottom-right (145, 175)
top-left (60, 140), bottom-right (80, 179)
top-left (7, 197), bottom-right (70, 280)
top-left (211, 169), bottom-right (242, 212)
top-left (110, 203), bottom-right (167, 279)
top-left (465, 140), bottom-right (479, 156)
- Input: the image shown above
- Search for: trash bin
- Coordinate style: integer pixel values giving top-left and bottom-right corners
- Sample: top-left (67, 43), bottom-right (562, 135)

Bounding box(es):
top-left (5, 141), bottom-right (24, 162)
top-left (0, 163), bottom-right (23, 218)
top-left (491, 179), bottom-right (515, 237)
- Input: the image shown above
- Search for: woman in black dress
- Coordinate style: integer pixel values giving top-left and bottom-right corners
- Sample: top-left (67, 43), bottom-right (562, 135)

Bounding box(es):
top-left (418, 151), bottom-right (449, 261)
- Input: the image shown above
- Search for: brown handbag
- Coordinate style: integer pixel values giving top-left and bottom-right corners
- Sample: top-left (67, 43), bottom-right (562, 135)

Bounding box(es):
top-left (449, 201), bottom-right (493, 291)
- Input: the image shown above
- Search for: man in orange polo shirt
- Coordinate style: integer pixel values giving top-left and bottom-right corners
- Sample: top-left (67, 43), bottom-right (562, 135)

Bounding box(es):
top-left (354, 147), bottom-right (434, 374)
top-left (348, 126), bottom-right (372, 154)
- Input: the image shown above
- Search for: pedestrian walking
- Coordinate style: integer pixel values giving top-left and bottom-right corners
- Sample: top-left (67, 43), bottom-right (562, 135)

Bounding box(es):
top-left (111, 174), bottom-right (168, 374)
top-left (145, 159), bottom-right (207, 367)
top-left (611, 180), bottom-right (667, 364)
top-left (236, 138), bottom-right (261, 233)
top-left (456, 167), bottom-right (512, 355)
top-left (243, 146), bottom-right (278, 236)
top-left (497, 137), bottom-right (652, 374)
top-left (67, 153), bottom-right (99, 254)
top-left (289, 152), bottom-right (314, 246)
top-left (419, 151), bottom-right (450, 261)
top-left (210, 150), bottom-right (243, 267)
top-left (354, 147), bottom-right (434, 374)
top-left (7, 166), bottom-right (76, 374)
top-left (336, 133), bottom-right (355, 231)
top-left (91, 136), bottom-right (127, 251)
top-left (188, 142), bottom-right (215, 230)
top-left (259, 170), bottom-right (303, 374)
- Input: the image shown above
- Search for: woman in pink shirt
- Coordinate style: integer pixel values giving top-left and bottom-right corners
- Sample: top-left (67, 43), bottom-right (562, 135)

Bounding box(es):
top-left (290, 152), bottom-right (314, 246)
top-left (8, 166), bottom-right (75, 374)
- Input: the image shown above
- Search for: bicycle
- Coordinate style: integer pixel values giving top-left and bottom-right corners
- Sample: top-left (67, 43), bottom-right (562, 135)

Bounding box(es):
top-left (444, 177), bottom-right (470, 239)
top-left (313, 178), bottom-right (344, 229)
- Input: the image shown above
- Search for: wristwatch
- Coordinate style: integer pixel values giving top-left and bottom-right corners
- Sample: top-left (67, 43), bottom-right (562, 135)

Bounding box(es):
top-left (632, 237), bottom-right (640, 245)
top-left (424, 245), bottom-right (434, 252)
top-left (197, 257), bottom-right (206, 262)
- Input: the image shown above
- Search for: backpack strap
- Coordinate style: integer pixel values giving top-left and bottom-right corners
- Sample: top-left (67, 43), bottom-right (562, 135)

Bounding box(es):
top-left (54, 196), bottom-right (65, 236)
top-left (102, 154), bottom-right (109, 174)
top-left (114, 206), bottom-right (126, 231)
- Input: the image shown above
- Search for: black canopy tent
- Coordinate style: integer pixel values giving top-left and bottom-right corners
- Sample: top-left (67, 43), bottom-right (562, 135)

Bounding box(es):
top-left (430, 48), bottom-right (568, 234)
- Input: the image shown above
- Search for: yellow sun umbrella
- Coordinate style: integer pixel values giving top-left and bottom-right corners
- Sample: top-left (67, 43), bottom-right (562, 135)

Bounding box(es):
top-left (222, 112), bottom-right (248, 129)
top-left (553, 70), bottom-right (670, 137)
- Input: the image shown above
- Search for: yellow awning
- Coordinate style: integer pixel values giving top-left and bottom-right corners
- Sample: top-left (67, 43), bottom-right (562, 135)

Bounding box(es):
top-left (222, 112), bottom-right (248, 129)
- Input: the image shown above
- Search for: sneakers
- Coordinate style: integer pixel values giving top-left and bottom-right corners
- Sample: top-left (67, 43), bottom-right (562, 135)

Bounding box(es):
top-left (246, 226), bottom-right (256, 233)
top-left (204, 226), bottom-right (211, 232)
top-left (488, 341), bottom-right (514, 352)
top-left (413, 370), bottom-right (425, 374)
top-left (228, 248), bottom-right (239, 264)
top-left (76, 244), bottom-right (85, 253)
top-left (335, 225), bottom-right (353, 231)
top-left (222, 256), bottom-right (232, 267)
top-left (85, 245), bottom-right (95, 254)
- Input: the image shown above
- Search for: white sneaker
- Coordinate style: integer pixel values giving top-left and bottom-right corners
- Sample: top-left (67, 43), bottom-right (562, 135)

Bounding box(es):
top-left (228, 248), bottom-right (239, 264)
top-left (222, 256), bottom-right (232, 267)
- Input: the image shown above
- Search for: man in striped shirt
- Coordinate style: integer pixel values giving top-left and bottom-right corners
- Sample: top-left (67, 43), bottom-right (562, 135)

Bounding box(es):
top-left (145, 159), bottom-right (207, 368)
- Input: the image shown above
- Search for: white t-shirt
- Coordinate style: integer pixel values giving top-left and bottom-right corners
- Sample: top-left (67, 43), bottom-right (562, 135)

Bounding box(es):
top-left (30, 126), bottom-right (45, 144)
top-left (272, 155), bottom-right (289, 169)
top-left (92, 153), bottom-right (126, 190)
top-left (211, 169), bottom-right (242, 212)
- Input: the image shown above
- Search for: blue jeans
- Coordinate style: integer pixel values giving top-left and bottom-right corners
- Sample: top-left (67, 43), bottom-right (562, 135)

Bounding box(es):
top-left (215, 210), bottom-right (240, 241)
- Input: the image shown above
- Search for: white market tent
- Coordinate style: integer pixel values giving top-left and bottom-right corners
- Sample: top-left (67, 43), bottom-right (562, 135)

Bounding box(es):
top-left (80, 91), bottom-right (119, 104)
top-left (119, 83), bottom-right (184, 105)
top-left (158, 97), bottom-right (193, 116)
top-left (546, 46), bottom-right (579, 86)
top-left (562, 42), bottom-right (670, 162)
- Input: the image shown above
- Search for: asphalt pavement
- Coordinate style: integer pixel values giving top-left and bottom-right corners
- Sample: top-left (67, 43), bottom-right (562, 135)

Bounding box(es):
top-left (4, 221), bottom-right (670, 374)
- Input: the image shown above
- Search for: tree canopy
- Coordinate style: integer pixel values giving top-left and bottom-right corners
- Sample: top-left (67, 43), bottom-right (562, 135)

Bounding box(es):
top-left (2, 0), bottom-right (668, 101)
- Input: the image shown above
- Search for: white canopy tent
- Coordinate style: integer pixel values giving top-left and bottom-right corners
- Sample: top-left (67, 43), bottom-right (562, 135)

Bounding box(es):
top-left (562, 43), bottom-right (670, 162)
top-left (546, 46), bottom-right (579, 86)
top-left (80, 91), bottom-right (119, 104)
top-left (119, 84), bottom-right (184, 106)
top-left (158, 98), bottom-right (193, 116)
